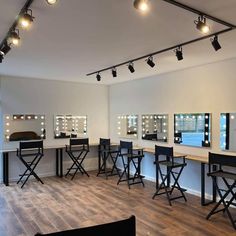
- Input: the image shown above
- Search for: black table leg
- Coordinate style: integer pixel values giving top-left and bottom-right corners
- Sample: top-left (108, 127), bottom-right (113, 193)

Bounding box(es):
top-left (56, 148), bottom-right (63, 178)
top-left (3, 152), bottom-right (9, 186)
top-left (60, 148), bottom-right (63, 177)
top-left (56, 149), bottom-right (59, 177)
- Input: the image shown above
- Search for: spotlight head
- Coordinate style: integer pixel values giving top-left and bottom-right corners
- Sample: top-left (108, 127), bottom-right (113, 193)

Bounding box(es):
top-left (175, 47), bottom-right (183, 61)
top-left (112, 67), bottom-right (117, 77)
top-left (46, 0), bottom-right (57, 5)
top-left (128, 62), bottom-right (135, 73)
top-left (19, 9), bottom-right (34, 29)
top-left (133, 0), bottom-right (150, 12)
top-left (0, 53), bottom-right (3, 63)
top-left (211, 35), bottom-right (221, 51)
top-left (8, 30), bottom-right (20, 46)
top-left (96, 73), bottom-right (101, 82)
top-left (0, 43), bottom-right (11, 55)
top-left (194, 15), bottom-right (210, 34)
top-left (146, 56), bottom-right (155, 68)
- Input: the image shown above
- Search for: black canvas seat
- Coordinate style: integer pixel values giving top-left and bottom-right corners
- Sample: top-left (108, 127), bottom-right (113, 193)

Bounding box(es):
top-left (97, 138), bottom-right (120, 179)
top-left (152, 145), bottom-right (187, 206)
top-left (16, 140), bottom-right (44, 188)
top-left (117, 141), bottom-right (145, 189)
top-left (206, 152), bottom-right (236, 230)
top-left (65, 138), bottom-right (90, 180)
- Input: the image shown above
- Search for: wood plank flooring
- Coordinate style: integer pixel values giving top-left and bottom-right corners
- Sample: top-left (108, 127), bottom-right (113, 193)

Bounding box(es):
top-left (0, 172), bottom-right (236, 236)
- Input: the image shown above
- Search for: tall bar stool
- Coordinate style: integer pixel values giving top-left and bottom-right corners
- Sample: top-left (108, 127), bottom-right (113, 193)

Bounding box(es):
top-left (206, 152), bottom-right (236, 229)
top-left (65, 138), bottom-right (90, 180)
top-left (16, 140), bottom-right (44, 188)
top-left (152, 145), bottom-right (187, 206)
top-left (117, 141), bottom-right (145, 189)
top-left (97, 138), bottom-right (120, 179)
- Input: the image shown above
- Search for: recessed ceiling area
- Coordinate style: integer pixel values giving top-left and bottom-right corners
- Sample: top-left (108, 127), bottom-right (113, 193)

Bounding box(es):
top-left (0, 0), bottom-right (235, 84)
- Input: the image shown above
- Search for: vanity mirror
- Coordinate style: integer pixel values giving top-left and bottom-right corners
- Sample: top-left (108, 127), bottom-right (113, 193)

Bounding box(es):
top-left (142, 114), bottom-right (168, 142)
top-left (4, 114), bottom-right (46, 142)
top-left (220, 113), bottom-right (236, 151)
top-left (117, 115), bottom-right (138, 139)
top-left (174, 113), bottom-right (211, 147)
top-left (54, 115), bottom-right (87, 139)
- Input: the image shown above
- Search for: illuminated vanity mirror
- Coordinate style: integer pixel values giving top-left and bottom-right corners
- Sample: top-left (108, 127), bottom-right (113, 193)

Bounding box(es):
top-left (174, 113), bottom-right (211, 147)
top-left (4, 114), bottom-right (46, 142)
top-left (117, 115), bottom-right (138, 139)
top-left (220, 113), bottom-right (236, 151)
top-left (54, 115), bottom-right (87, 139)
top-left (142, 114), bottom-right (168, 142)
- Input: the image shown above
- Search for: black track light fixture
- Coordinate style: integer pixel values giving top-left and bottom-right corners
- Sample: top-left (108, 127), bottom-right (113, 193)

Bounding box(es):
top-left (46, 0), bottom-right (58, 5)
top-left (175, 46), bottom-right (183, 61)
top-left (0, 52), bottom-right (3, 63)
top-left (128, 62), bottom-right (135, 73)
top-left (112, 67), bottom-right (117, 77)
top-left (19, 9), bottom-right (34, 29)
top-left (211, 35), bottom-right (222, 51)
top-left (96, 73), bottom-right (101, 82)
top-left (146, 56), bottom-right (155, 68)
top-left (0, 43), bottom-right (11, 55)
top-left (8, 29), bottom-right (20, 46)
top-left (133, 0), bottom-right (150, 12)
top-left (194, 15), bottom-right (210, 34)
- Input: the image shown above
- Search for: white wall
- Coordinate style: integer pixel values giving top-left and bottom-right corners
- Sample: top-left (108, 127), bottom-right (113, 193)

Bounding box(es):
top-left (109, 57), bottom-right (236, 197)
top-left (0, 76), bottom-right (109, 181)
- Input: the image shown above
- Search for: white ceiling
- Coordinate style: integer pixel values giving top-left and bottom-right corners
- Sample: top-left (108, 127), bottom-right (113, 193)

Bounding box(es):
top-left (0, 0), bottom-right (235, 85)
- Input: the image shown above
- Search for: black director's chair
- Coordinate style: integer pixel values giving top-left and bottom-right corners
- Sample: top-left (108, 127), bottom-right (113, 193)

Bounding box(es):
top-left (65, 138), bottom-right (90, 180)
top-left (16, 140), bottom-right (44, 188)
top-left (206, 152), bottom-right (236, 230)
top-left (152, 145), bottom-right (187, 206)
top-left (117, 141), bottom-right (145, 189)
top-left (97, 138), bottom-right (120, 179)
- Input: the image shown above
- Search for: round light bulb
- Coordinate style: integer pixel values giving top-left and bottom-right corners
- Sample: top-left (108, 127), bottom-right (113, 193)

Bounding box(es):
top-left (201, 25), bottom-right (210, 34)
top-left (134, 0), bottom-right (149, 12)
top-left (46, 0), bottom-right (57, 5)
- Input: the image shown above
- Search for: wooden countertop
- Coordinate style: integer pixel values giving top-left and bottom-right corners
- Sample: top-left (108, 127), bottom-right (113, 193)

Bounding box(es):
top-left (144, 147), bottom-right (208, 163)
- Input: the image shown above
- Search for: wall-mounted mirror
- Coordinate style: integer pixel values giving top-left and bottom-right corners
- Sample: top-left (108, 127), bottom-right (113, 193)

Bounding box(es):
top-left (142, 114), bottom-right (168, 142)
top-left (54, 115), bottom-right (87, 139)
top-left (117, 115), bottom-right (138, 139)
top-left (174, 113), bottom-right (211, 147)
top-left (220, 113), bottom-right (236, 151)
top-left (4, 114), bottom-right (46, 142)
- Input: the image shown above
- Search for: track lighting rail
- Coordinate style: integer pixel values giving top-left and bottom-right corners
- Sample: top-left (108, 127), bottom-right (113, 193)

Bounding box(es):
top-left (0, 0), bottom-right (35, 50)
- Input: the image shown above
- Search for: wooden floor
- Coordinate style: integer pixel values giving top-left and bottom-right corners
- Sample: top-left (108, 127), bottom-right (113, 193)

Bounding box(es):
top-left (0, 172), bottom-right (236, 236)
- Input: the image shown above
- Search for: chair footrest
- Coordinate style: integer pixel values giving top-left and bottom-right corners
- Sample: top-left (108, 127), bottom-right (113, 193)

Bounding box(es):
top-left (170, 195), bottom-right (186, 201)
top-left (171, 185), bottom-right (187, 192)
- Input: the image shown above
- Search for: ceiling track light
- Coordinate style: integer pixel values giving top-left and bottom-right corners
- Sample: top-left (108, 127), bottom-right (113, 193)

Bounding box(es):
top-left (0, 52), bottom-right (4, 63)
top-left (19, 9), bottom-right (34, 29)
top-left (8, 29), bottom-right (20, 46)
top-left (112, 67), bottom-right (117, 77)
top-left (96, 73), bottom-right (101, 82)
top-left (0, 43), bottom-right (11, 55)
top-left (146, 56), bottom-right (155, 68)
top-left (175, 46), bottom-right (183, 61)
top-left (211, 35), bottom-right (221, 51)
top-left (46, 0), bottom-right (58, 5)
top-left (194, 15), bottom-right (210, 34)
top-left (128, 62), bottom-right (135, 73)
top-left (133, 0), bottom-right (150, 12)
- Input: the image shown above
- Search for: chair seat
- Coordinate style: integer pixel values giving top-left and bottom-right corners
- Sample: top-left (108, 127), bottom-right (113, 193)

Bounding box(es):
top-left (208, 170), bottom-right (236, 180)
top-left (155, 160), bottom-right (186, 168)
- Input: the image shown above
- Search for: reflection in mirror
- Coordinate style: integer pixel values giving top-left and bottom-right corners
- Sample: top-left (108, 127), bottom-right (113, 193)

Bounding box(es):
top-left (117, 115), bottom-right (138, 139)
top-left (142, 114), bottom-right (168, 142)
top-left (4, 114), bottom-right (46, 142)
top-left (174, 113), bottom-right (211, 147)
top-left (54, 115), bottom-right (87, 139)
top-left (220, 113), bottom-right (236, 151)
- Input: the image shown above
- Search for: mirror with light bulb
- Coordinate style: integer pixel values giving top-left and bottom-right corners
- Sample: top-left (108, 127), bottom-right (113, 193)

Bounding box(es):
top-left (54, 115), bottom-right (87, 139)
top-left (142, 114), bottom-right (168, 142)
top-left (117, 115), bottom-right (138, 139)
top-left (4, 114), bottom-right (46, 142)
top-left (220, 113), bottom-right (236, 152)
top-left (174, 113), bottom-right (211, 148)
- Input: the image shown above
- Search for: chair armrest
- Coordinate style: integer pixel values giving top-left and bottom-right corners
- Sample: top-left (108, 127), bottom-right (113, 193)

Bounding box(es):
top-left (169, 155), bottom-right (186, 165)
top-left (132, 148), bottom-right (144, 156)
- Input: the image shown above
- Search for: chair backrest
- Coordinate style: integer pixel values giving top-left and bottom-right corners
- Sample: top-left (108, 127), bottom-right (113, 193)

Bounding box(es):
top-left (120, 141), bottom-right (133, 154)
top-left (209, 152), bottom-right (236, 171)
top-left (35, 215), bottom-right (136, 236)
top-left (155, 145), bottom-right (173, 158)
top-left (99, 138), bottom-right (110, 146)
top-left (70, 138), bottom-right (89, 146)
top-left (19, 140), bottom-right (44, 156)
